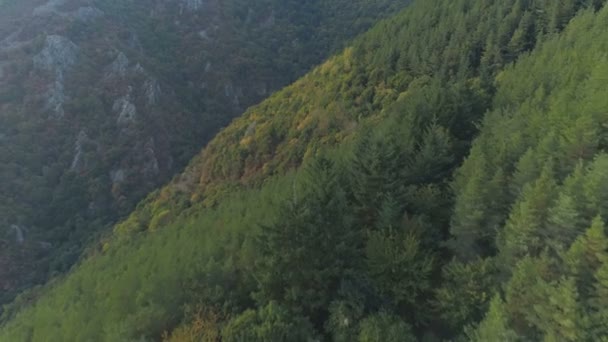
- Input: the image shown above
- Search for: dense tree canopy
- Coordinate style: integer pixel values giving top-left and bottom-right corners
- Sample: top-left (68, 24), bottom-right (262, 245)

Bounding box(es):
top-left (2, 0), bottom-right (608, 340)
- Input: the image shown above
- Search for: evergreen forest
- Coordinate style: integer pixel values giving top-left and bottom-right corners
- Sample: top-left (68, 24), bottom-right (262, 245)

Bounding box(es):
top-left (2, 0), bottom-right (608, 341)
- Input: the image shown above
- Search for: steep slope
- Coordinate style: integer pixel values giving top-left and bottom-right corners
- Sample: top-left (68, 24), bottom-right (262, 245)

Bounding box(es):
top-left (450, 7), bottom-right (608, 340)
top-left (111, 0), bottom-right (597, 241)
top-left (1, 0), bottom-right (605, 340)
top-left (0, 0), bottom-right (409, 305)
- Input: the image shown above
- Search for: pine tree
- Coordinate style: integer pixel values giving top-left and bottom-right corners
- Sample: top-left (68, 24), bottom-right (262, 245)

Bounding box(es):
top-left (349, 130), bottom-right (405, 230)
top-left (254, 157), bottom-right (362, 323)
top-left (531, 277), bottom-right (586, 342)
top-left (564, 216), bottom-right (608, 297)
top-left (591, 263), bottom-right (608, 340)
top-left (499, 164), bottom-right (556, 267)
top-left (449, 152), bottom-right (491, 260)
top-left (545, 193), bottom-right (585, 256)
top-left (508, 11), bottom-right (536, 57)
top-left (583, 154), bottom-right (608, 220)
top-left (357, 312), bottom-right (415, 342)
top-left (365, 227), bottom-right (434, 321)
top-left (465, 295), bottom-right (518, 342)
top-left (434, 258), bottom-right (497, 331)
top-left (221, 302), bottom-right (315, 342)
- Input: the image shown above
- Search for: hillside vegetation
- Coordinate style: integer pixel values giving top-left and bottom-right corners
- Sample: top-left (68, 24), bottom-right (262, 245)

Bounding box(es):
top-left (2, 0), bottom-right (608, 340)
top-left (0, 0), bottom-right (408, 306)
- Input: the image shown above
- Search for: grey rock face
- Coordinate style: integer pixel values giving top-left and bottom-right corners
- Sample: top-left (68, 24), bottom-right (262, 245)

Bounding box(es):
top-left (70, 130), bottom-right (89, 172)
top-left (45, 79), bottom-right (68, 117)
top-left (33, 35), bottom-right (78, 77)
top-left (73, 6), bottom-right (104, 22)
top-left (33, 35), bottom-right (78, 117)
top-left (181, 0), bottom-right (204, 12)
top-left (106, 52), bottom-right (130, 79)
top-left (10, 225), bottom-right (25, 244)
top-left (143, 78), bottom-right (161, 106)
top-left (32, 0), bottom-right (66, 17)
top-left (142, 138), bottom-right (160, 178)
top-left (113, 93), bottom-right (137, 126)
top-left (110, 169), bottom-right (126, 184)
top-left (198, 30), bottom-right (211, 40)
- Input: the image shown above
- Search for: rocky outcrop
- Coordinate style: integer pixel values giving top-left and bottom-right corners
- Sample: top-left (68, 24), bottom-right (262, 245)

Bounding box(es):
top-left (113, 92), bottom-right (137, 126)
top-left (142, 138), bottom-right (160, 179)
top-left (73, 6), bottom-right (104, 22)
top-left (110, 169), bottom-right (126, 185)
top-left (45, 79), bottom-right (68, 117)
top-left (33, 0), bottom-right (103, 22)
top-left (33, 35), bottom-right (78, 76)
top-left (106, 51), bottom-right (130, 79)
top-left (143, 78), bottom-right (161, 106)
top-left (10, 225), bottom-right (24, 244)
top-left (70, 130), bottom-right (89, 172)
top-left (32, 0), bottom-right (66, 17)
top-left (180, 0), bottom-right (204, 12)
top-left (33, 35), bottom-right (79, 117)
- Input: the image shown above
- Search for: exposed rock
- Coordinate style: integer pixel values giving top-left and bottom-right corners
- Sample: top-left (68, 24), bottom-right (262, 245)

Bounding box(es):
top-left (33, 35), bottom-right (78, 77)
top-left (180, 0), bottom-right (204, 12)
top-left (10, 225), bottom-right (24, 244)
top-left (262, 10), bottom-right (276, 28)
top-left (33, 0), bottom-right (66, 17)
top-left (143, 78), bottom-right (161, 106)
top-left (70, 130), bottom-right (89, 172)
top-left (224, 83), bottom-right (234, 98)
top-left (113, 92), bottom-right (137, 126)
top-left (198, 30), bottom-right (211, 40)
top-left (245, 7), bottom-right (255, 24)
top-left (106, 51), bottom-right (129, 79)
top-left (38, 241), bottom-right (52, 250)
top-left (224, 83), bottom-right (242, 107)
top-left (0, 30), bottom-right (28, 53)
top-left (110, 169), bottom-right (126, 184)
top-left (44, 79), bottom-right (68, 117)
top-left (72, 6), bottom-right (104, 22)
top-left (33, 35), bottom-right (78, 117)
top-left (133, 63), bottom-right (145, 74)
top-left (142, 138), bottom-right (160, 178)
top-left (128, 32), bottom-right (143, 51)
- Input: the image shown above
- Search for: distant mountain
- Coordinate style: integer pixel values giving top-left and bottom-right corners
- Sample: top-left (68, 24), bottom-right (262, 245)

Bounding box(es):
top-left (0, 0), bottom-right (410, 305)
top-left (2, 0), bottom-right (605, 341)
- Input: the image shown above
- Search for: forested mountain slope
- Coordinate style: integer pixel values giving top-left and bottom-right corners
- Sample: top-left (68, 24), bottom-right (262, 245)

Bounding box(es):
top-left (451, 8), bottom-right (608, 340)
top-left (0, 0), bottom-right (408, 305)
top-left (2, 0), bottom-right (607, 341)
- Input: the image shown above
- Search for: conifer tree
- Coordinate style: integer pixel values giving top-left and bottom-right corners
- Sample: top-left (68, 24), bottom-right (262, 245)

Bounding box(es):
top-left (254, 157), bottom-right (361, 323)
top-left (465, 295), bottom-right (518, 342)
